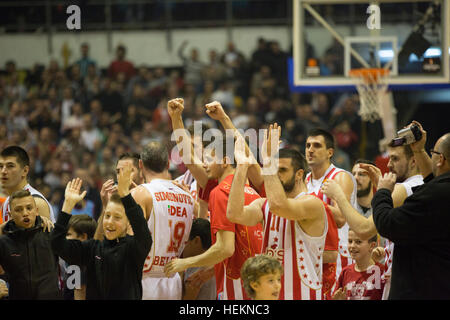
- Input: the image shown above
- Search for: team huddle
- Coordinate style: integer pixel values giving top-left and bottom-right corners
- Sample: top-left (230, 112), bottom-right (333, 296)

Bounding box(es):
top-left (0, 98), bottom-right (441, 300)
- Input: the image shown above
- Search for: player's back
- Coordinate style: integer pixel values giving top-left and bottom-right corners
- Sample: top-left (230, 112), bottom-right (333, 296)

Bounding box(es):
top-left (140, 179), bottom-right (195, 300)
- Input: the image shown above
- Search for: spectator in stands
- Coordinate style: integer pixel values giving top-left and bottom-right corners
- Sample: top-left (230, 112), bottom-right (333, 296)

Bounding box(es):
top-left (108, 45), bottom-right (136, 81)
top-left (75, 43), bottom-right (96, 79)
top-left (178, 41), bottom-right (204, 93)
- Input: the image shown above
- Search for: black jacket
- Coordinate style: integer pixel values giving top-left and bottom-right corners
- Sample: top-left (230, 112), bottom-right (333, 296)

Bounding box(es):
top-left (0, 216), bottom-right (61, 300)
top-left (372, 171), bottom-right (450, 300)
top-left (51, 194), bottom-right (152, 300)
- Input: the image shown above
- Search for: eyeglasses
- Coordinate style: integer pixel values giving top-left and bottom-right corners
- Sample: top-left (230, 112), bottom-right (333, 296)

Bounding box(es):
top-left (430, 149), bottom-right (446, 159)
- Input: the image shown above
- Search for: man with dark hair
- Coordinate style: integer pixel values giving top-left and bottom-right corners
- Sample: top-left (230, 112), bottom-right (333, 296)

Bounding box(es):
top-left (304, 127), bottom-right (357, 299)
top-left (0, 190), bottom-right (61, 299)
top-left (370, 123), bottom-right (450, 299)
top-left (225, 128), bottom-right (327, 300)
top-left (131, 141), bottom-right (195, 300)
top-left (107, 44), bottom-right (136, 81)
top-left (1, 146), bottom-right (55, 223)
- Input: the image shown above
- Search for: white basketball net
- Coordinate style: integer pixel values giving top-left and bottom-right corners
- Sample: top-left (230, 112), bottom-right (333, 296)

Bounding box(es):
top-left (350, 69), bottom-right (389, 123)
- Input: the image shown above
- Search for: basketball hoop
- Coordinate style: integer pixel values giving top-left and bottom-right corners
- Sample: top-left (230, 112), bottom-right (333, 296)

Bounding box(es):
top-left (349, 68), bottom-right (390, 123)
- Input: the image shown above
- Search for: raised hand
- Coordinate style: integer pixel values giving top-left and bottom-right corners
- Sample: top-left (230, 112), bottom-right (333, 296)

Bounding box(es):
top-left (357, 163), bottom-right (382, 189)
top-left (62, 178), bottom-right (87, 214)
top-left (100, 179), bottom-right (117, 208)
top-left (117, 162), bottom-right (133, 197)
top-left (261, 123), bottom-right (281, 165)
top-left (409, 120), bottom-right (427, 153)
top-left (321, 179), bottom-right (345, 201)
top-left (378, 172), bottom-right (397, 193)
top-left (167, 98), bottom-right (185, 118)
top-left (205, 101), bottom-right (228, 121)
top-left (234, 134), bottom-right (252, 165)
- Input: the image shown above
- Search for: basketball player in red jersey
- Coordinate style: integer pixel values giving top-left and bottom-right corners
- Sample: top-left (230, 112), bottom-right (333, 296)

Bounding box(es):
top-left (164, 99), bottom-right (263, 300)
top-left (304, 128), bottom-right (357, 299)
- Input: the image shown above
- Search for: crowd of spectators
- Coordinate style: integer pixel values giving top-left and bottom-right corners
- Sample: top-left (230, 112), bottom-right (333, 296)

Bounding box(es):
top-left (0, 37), bottom-right (383, 222)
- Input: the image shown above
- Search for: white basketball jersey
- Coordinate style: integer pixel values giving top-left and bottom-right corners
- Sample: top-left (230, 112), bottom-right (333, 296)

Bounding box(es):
top-left (382, 174), bottom-right (423, 300)
top-left (141, 179), bottom-right (195, 277)
top-left (261, 192), bottom-right (327, 300)
top-left (2, 184), bottom-right (55, 223)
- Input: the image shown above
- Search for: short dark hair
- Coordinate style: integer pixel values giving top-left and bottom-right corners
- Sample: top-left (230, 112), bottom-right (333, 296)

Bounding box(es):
top-left (118, 152), bottom-right (140, 169)
top-left (279, 148), bottom-right (308, 176)
top-left (10, 190), bottom-right (33, 208)
top-left (140, 142), bottom-right (169, 173)
top-left (109, 192), bottom-right (123, 205)
top-left (1, 145), bottom-right (30, 167)
top-left (189, 218), bottom-right (211, 250)
top-left (68, 214), bottom-right (97, 239)
top-left (307, 128), bottom-right (335, 149)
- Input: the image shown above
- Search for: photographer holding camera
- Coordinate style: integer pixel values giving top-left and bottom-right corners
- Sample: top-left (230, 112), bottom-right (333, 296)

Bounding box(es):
top-left (372, 121), bottom-right (450, 299)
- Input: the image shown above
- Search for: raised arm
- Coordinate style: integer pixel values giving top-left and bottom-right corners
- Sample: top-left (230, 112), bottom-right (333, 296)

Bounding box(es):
top-left (262, 123), bottom-right (325, 222)
top-left (226, 134), bottom-right (264, 226)
top-left (409, 120), bottom-right (432, 178)
top-left (117, 163), bottom-right (152, 260)
top-left (168, 98), bottom-right (209, 188)
top-left (322, 179), bottom-right (377, 240)
top-left (205, 101), bottom-right (264, 192)
top-left (51, 178), bottom-right (91, 265)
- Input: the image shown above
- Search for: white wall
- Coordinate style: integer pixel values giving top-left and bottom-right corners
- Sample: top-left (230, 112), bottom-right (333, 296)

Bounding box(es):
top-left (0, 26), bottom-right (291, 69)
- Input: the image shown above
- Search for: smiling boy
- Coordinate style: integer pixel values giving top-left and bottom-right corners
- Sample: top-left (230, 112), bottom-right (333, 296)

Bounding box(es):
top-left (332, 230), bottom-right (385, 300)
top-left (51, 164), bottom-right (152, 300)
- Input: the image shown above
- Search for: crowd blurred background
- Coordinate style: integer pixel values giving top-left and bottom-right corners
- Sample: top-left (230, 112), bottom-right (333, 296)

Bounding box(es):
top-left (1, 0), bottom-right (447, 221)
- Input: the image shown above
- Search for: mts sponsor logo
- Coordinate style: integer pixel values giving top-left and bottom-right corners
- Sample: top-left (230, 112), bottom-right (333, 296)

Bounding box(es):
top-left (154, 191), bottom-right (193, 205)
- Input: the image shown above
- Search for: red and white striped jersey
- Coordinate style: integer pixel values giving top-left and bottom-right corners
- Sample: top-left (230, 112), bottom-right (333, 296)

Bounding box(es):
top-left (305, 164), bottom-right (358, 281)
top-left (261, 193), bottom-right (327, 300)
top-left (140, 179), bottom-right (195, 278)
top-left (2, 183), bottom-right (56, 223)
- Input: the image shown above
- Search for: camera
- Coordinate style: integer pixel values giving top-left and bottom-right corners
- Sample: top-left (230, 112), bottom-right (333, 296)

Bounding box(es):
top-left (389, 124), bottom-right (423, 147)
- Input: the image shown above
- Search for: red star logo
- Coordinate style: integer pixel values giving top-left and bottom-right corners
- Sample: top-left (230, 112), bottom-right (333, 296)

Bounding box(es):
top-left (271, 244), bottom-right (277, 250)
top-left (317, 256), bottom-right (320, 260)
top-left (303, 274), bottom-right (307, 279)
top-left (298, 240), bottom-right (303, 245)
top-left (300, 265), bottom-right (305, 270)
top-left (315, 264), bottom-right (319, 268)
top-left (299, 257), bottom-right (304, 262)
top-left (309, 281), bottom-right (312, 284)
top-left (274, 237), bottom-right (279, 242)
top-left (299, 248), bottom-right (304, 253)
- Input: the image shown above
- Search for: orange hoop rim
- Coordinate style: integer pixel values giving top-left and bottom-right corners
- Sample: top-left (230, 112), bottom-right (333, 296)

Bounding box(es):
top-left (349, 68), bottom-right (390, 82)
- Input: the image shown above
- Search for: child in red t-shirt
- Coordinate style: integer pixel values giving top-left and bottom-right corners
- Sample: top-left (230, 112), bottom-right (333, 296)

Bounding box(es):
top-left (333, 230), bottom-right (385, 300)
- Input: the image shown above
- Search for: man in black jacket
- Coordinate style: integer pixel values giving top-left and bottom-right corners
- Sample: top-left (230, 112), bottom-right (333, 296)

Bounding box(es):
top-left (0, 190), bottom-right (61, 300)
top-left (372, 121), bottom-right (450, 299)
top-left (51, 164), bottom-right (152, 300)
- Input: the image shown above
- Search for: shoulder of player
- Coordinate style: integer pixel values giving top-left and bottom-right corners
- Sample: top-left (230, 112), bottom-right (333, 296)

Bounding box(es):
top-left (295, 194), bottom-right (324, 209)
top-left (131, 185), bottom-right (153, 202)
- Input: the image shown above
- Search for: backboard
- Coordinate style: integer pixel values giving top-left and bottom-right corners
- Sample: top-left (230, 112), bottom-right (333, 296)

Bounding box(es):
top-left (291, 0), bottom-right (450, 92)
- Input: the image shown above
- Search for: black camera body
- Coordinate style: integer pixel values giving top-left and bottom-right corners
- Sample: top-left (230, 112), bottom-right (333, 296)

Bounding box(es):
top-left (389, 124), bottom-right (423, 147)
